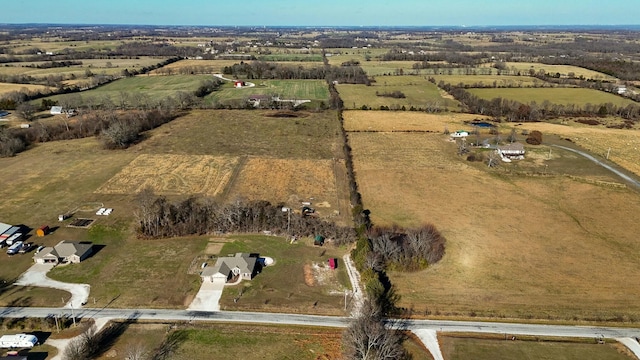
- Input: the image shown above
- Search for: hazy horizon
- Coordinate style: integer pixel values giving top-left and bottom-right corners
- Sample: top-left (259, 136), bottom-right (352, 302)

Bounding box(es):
top-left (2, 0), bottom-right (639, 27)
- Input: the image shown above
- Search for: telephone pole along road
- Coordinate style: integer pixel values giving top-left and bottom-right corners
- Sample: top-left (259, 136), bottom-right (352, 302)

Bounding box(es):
top-left (3, 307), bottom-right (640, 340)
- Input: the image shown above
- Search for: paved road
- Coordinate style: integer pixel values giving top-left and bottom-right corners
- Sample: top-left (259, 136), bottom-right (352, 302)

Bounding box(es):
top-left (3, 307), bottom-right (640, 339)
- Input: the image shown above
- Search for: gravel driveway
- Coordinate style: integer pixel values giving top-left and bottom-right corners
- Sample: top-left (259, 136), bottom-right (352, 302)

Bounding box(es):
top-left (15, 263), bottom-right (90, 309)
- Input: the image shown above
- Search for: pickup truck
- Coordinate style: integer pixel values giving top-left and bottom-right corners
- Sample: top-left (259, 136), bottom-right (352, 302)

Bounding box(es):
top-left (6, 241), bottom-right (23, 255)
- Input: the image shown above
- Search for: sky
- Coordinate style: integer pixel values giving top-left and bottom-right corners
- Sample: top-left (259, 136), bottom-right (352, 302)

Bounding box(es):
top-left (2, 0), bottom-right (639, 27)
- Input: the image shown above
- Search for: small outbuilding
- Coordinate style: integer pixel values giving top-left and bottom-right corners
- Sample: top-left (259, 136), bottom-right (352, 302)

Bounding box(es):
top-left (50, 106), bottom-right (63, 115)
top-left (314, 235), bottom-right (325, 246)
top-left (328, 258), bottom-right (338, 270)
top-left (36, 225), bottom-right (49, 237)
top-left (234, 81), bottom-right (245, 88)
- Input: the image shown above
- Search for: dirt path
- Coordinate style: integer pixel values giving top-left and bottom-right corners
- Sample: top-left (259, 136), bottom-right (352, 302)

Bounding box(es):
top-left (47, 317), bottom-right (113, 360)
top-left (15, 263), bottom-right (90, 309)
top-left (342, 254), bottom-right (363, 316)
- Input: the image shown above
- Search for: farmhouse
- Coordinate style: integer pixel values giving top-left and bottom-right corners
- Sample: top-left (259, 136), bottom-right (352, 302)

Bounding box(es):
top-left (33, 240), bottom-right (93, 264)
top-left (450, 130), bottom-right (469, 138)
top-left (498, 142), bottom-right (526, 159)
top-left (201, 253), bottom-right (259, 282)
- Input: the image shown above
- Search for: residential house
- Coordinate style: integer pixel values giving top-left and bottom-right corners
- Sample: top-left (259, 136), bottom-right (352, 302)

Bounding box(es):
top-left (33, 241), bottom-right (93, 264)
top-left (498, 142), bottom-right (526, 159)
top-left (201, 253), bottom-right (259, 282)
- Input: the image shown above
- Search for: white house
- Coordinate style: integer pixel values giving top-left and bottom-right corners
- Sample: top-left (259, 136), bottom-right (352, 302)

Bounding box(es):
top-left (201, 253), bottom-right (258, 282)
top-left (50, 106), bottom-right (63, 115)
top-left (450, 130), bottom-right (469, 138)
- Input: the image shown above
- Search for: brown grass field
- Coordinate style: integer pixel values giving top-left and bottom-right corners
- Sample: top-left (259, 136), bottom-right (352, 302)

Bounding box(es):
top-left (0, 82), bottom-right (52, 95)
top-left (226, 158), bottom-right (344, 218)
top-left (343, 110), bottom-right (488, 132)
top-left (96, 154), bottom-right (239, 196)
top-left (348, 122), bottom-right (640, 321)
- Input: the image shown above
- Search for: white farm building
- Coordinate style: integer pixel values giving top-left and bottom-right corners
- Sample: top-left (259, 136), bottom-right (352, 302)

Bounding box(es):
top-left (0, 334), bottom-right (38, 348)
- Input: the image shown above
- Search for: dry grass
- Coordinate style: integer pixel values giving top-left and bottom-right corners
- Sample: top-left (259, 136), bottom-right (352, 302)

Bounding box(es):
top-left (523, 121), bottom-right (640, 177)
top-left (227, 158), bottom-right (341, 216)
top-left (96, 154), bottom-right (239, 196)
top-left (0, 82), bottom-right (52, 95)
top-left (343, 110), bottom-right (489, 132)
top-left (503, 62), bottom-right (617, 80)
top-left (349, 131), bottom-right (640, 321)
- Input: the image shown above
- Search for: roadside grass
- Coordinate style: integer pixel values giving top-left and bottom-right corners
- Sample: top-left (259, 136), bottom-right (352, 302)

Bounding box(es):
top-left (138, 110), bottom-right (343, 160)
top-left (206, 79), bottom-right (328, 103)
top-left (337, 75), bottom-right (460, 110)
top-left (0, 286), bottom-right (71, 307)
top-left (218, 235), bottom-right (351, 316)
top-left (468, 87), bottom-right (636, 107)
top-left (348, 130), bottom-right (640, 321)
top-left (92, 323), bottom-right (343, 360)
top-left (439, 335), bottom-right (634, 360)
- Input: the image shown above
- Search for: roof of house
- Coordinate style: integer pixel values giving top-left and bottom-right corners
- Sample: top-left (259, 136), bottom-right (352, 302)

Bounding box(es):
top-left (202, 253), bottom-right (257, 277)
top-left (498, 142), bottom-right (525, 152)
top-left (33, 241), bottom-right (92, 260)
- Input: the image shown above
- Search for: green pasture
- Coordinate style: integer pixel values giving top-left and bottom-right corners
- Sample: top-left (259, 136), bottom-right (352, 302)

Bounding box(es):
top-left (42, 74), bottom-right (210, 106)
top-left (207, 79), bottom-right (328, 103)
top-left (468, 87), bottom-right (636, 107)
top-left (502, 62), bottom-right (617, 80)
top-left (337, 75), bottom-right (460, 110)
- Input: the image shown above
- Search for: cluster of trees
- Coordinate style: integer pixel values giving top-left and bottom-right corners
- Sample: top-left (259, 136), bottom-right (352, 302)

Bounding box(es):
top-left (135, 190), bottom-right (357, 244)
top-left (194, 78), bottom-right (223, 98)
top-left (375, 90), bottom-right (406, 98)
top-left (382, 50), bottom-right (483, 65)
top-left (367, 225), bottom-right (447, 271)
top-left (0, 109), bottom-right (177, 157)
top-left (221, 60), bottom-right (371, 85)
top-left (24, 60), bottom-right (83, 68)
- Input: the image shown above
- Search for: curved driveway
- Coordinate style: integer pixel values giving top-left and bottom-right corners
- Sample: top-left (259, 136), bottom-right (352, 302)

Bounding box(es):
top-left (15, 263), bottom-right (90, 309)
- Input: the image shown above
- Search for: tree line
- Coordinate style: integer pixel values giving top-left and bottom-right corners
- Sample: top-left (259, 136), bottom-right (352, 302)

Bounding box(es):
top-left (222, 60), bottom-right (370, 84)
top-left (134, 189), bottom-right (357, 245)
top-left (0, 109), bottom-right (178, 157)
top-left (437, 80), bottom-right (640, 121)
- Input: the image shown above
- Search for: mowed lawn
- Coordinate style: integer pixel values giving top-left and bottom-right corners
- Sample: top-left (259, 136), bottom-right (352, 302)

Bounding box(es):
top-left (439, 336), bottom-right (634, 360)
top-left (468, 87), bottom-right (636, 107)
top-left (337, 75), bottom-right (460, 110)
top-left (349, 131), bottom-right (640, 321)
top-left (207, 79), bottom-right (328, 102)
top-left (217, 235), bottom-right (351, 315)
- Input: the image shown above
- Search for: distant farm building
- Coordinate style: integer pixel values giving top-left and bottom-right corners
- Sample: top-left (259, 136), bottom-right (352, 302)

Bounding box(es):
top-left (50, 106), bottom-right (63, 115)
top-left (200, 253), bottom-right (259, 282)
top-left (497, 142), bottom-right (526, 160)
top-left (450, 130), bottom-right (469, 138)
top-left (33, 240), bottom-right (93, 265)
top-left (234, 81), bottom-right (245, 88)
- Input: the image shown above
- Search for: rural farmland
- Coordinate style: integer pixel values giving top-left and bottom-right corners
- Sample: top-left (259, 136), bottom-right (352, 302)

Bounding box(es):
top-left (347, 116), bottom-right (640, 321)
top-left (467, 87), bottom-right (636, 107)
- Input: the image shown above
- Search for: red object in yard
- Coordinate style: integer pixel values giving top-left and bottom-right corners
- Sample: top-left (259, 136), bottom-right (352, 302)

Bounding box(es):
top-left (328, 258), bottom-right (337, 270)
top-left (36, 225), bottom-right (49, 237)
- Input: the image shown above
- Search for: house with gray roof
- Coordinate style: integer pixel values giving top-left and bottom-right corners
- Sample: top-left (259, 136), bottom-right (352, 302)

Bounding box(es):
top-left (33, 241), bottom-right (93, 265)
top-left (201, 253), bottom-right (259, 282)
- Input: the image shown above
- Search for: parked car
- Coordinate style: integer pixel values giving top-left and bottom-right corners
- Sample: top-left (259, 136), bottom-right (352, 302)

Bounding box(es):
top-left (6, 241), bottom-right (23, 255)
top-left (35, 245), bottom-right (45, 253)
top-left (18, 242), bottom-right (33, 254)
